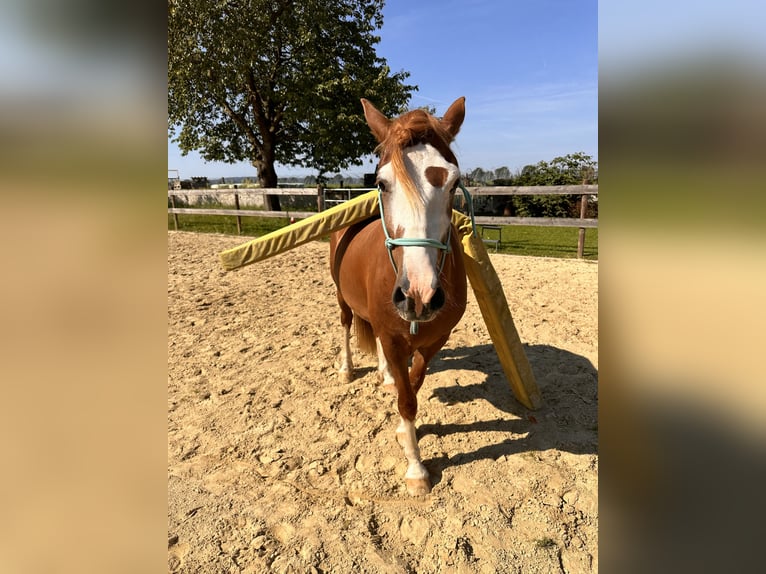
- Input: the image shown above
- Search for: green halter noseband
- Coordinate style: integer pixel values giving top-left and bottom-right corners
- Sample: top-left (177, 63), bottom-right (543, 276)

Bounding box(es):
top-left (377, 181), bottom-right (477, 335)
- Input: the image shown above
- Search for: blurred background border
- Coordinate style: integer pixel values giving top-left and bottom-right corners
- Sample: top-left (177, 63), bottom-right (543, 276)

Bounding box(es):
top-left (0, 1), bottom-right (764, 572)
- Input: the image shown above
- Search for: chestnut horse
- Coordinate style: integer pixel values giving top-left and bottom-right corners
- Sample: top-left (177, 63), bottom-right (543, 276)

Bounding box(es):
top-left (329, 97), bottom-right (468, 496)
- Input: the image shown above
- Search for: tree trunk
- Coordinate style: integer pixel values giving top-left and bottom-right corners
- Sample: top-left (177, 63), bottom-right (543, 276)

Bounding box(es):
top-left (253, 159), bottom-right (281, 211)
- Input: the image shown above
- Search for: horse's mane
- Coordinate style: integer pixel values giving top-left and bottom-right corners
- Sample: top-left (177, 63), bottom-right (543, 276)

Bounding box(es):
top-left (376, 109), bottom-right (458, 207)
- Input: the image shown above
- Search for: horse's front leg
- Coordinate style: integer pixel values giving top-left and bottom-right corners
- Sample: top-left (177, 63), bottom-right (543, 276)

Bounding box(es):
top-left (409, 334), bottom-right (451, 394)
top-left (396, 416), bottom-right (430, 496)
top-left (381, 338), bottom-right (431, 496)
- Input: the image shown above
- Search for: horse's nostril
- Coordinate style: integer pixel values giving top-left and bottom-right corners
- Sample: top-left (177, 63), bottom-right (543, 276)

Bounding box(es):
top-left (430, 287), bottom-right (445, 311)
top-left (393, 286), bottom-right (407, 305)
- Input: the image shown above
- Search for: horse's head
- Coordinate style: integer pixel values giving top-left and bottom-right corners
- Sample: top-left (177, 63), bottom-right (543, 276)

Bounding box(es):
top-left (361, 97), bottom-right (465, 325)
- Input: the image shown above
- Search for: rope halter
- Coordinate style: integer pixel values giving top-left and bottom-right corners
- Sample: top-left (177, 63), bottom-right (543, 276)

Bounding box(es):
top-left (377, 181), bottom-right (476, 334)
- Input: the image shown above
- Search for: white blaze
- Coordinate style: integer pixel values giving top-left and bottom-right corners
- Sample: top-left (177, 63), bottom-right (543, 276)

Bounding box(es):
top-left (378, 143), bottom-right (459, 306)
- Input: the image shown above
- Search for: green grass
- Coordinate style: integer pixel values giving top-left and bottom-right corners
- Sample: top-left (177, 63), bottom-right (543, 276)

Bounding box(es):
top-left (476, 224), bottom-right (598, 260)
top-left (168, 214), bottom-right (598, 260)
top-left (168, 212), bottom-right (292, 236)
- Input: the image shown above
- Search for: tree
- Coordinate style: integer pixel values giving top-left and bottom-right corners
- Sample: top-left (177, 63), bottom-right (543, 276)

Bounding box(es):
top-left (469, 167), bottom-right (488, 184)
top-left (494, 166), bottom-right (511, 181)
top-left (412, 104), bottom-right (437, 116)
top-left (168, 0), bottom-right (415, 209)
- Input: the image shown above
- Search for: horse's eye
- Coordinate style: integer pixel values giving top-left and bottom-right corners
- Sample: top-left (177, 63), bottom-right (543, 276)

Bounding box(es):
top-left (377, 181), bottom-right (387, 192)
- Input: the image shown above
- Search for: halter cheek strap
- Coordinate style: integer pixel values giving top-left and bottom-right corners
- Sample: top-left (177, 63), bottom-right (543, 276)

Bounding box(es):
top-left (457, 180), bottom-right (478, 238)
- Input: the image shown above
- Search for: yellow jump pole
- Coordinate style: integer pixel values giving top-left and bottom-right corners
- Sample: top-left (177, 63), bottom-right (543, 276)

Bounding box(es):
top-left (219, 190), bottom-right (379, 271)
top-left (453, 212), bottom-right (542, 410)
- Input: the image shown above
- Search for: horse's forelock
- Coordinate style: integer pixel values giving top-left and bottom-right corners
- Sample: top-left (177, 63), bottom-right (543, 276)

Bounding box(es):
top-left (375, 110), bottom-right (456, 207)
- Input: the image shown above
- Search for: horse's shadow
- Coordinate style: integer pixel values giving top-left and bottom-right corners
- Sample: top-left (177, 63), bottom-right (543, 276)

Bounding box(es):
top-left (419, 343), bottom-right (598, 487)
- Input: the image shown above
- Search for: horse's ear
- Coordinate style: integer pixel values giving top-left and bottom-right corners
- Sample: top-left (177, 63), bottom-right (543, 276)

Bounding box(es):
top-left (441, 97), bottom-right (466, 139)
top-left (361, 98), bottom-right (390, 143)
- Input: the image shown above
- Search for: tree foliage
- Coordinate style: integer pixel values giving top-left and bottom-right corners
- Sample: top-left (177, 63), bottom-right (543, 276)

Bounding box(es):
top-left (168, 0), bottom-right (415, 204)
top-left (494, 166), bottom-right (511, 181)
top-left (511, 152), bottom-right (597, 187)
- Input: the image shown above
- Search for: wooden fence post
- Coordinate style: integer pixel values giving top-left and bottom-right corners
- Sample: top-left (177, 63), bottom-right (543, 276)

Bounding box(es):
top-left (317, 184), bottom-right (325, 212)
top-left (577, 193), bottom-right (587, 258)
top-left (170, 194), bottom-right (179, 230)
top-left (234, 192), bottom-right (242, 235)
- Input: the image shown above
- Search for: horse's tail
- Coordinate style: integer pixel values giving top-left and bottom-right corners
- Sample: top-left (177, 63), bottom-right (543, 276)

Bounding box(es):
top-left (353, 316), bottom-right (377, 355)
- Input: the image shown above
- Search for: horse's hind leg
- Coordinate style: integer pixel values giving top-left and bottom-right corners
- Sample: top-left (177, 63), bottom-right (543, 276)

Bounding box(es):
top-left (336, 296), bottom-right (354, 383)
top-left (375, 338), bottom-right (396, 392)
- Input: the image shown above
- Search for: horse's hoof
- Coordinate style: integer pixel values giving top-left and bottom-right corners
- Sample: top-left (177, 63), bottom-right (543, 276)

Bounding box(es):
top-left (339, 370), bottom-right (353, 383)
top-left (405, 478), bottom-right (432, 496)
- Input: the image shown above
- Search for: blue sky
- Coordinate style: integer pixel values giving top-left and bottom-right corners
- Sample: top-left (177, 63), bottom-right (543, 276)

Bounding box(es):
top-left (167, 0), bottom-right (598, 180)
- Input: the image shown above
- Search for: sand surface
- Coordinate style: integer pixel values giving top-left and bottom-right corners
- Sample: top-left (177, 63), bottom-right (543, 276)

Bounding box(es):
top-left (168, 230), bottom-right (598, 573)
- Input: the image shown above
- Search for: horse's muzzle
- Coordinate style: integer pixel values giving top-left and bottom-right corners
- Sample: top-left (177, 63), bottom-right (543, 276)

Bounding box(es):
top-left (392, 285), bottom-right (446, 322)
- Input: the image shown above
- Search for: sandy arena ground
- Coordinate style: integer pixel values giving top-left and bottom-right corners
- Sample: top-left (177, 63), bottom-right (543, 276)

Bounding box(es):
top-left (168, 230), bottom-right (598, 573)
